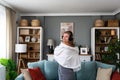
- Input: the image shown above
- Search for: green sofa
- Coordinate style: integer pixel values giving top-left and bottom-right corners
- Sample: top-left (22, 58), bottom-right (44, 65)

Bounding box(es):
top-left (15, 60), bottom-right (116, 80)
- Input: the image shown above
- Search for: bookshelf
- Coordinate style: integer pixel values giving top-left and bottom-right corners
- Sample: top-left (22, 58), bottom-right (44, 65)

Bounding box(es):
top-left (91, 27), bottom-right (119, 61)
top-left (16, 26), bottom-right (43, 72)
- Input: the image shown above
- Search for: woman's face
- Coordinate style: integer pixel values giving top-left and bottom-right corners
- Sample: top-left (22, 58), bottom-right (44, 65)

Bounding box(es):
top-left (62, 33), bottom-right (70, 42)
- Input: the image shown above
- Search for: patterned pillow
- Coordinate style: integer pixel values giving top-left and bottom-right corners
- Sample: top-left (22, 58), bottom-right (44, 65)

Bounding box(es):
top-left (96, 67), bottom-right (112, 80)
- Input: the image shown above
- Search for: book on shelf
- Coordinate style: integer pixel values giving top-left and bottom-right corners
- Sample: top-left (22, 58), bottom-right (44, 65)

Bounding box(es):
top-left (106, 37), bottom-right (112, 43)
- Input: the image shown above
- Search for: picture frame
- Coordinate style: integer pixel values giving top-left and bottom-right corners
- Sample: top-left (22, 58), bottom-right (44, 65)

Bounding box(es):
top-left (80, 48), bottom-right (88, 54)
top-left (19, 36), bottom-right (24, 42)
top-left (25, 36), bottom-right (30, 42)
top-left (60, 22), bottom-right (74, 40)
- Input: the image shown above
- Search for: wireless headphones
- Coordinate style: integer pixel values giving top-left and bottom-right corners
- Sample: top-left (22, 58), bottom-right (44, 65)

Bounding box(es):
top-left (62, 31), bottom-right (73, 41)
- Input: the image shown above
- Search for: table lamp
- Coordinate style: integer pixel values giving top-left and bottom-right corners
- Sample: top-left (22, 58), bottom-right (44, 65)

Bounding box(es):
top-left (15, 44), bottom-right (27, 73)
top-left (47, 39), bottom-right (54, 54)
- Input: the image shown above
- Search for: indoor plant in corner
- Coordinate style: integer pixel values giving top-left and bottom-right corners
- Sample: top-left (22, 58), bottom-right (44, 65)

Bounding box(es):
top-left (102, 39), bottom-right (120, 72)
top-left (0, 58), bottom-right (17, 80)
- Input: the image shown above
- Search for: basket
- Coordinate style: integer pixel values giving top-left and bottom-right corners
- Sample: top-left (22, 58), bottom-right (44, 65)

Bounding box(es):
top-left (108, 20), bottom-right (119, 27)
top-left (20, 19), bottom-right (28, 26)
top-left (95, 19), bottom-right (104, 27)
top-left (31, 19), bottom-right (40, 27)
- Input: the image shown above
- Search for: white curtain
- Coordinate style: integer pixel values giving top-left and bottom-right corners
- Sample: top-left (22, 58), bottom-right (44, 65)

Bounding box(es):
top-left (6, 7), bottom-right (16, 59)
top-left (0, 5), bottom-right (16, 59)
top-left (0, 5), bottom-right (6, 58)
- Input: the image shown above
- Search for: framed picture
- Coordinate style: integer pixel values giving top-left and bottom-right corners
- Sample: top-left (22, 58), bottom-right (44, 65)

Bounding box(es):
top-left (19, 36), bottom-right (24, 42)
top-left (80, 48), bottom-right (88, 54)
top-left (25, 36), bottom-right (30, 42)
top-left (60, 22), bottom-right (74, 39)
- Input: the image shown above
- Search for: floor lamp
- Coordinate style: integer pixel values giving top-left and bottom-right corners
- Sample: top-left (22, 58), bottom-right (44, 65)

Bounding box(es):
top-left (15, 44), bottom-right (27, 74)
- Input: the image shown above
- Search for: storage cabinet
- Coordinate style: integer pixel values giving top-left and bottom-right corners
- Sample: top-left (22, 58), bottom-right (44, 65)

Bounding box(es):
top-left (17, 27), bottom-right (43, 69)
top-left (79, 54), bottom-right (92, 62)
top-left (91, 27), bottom-right (119, 61)
top-left (47, 54), bottom-right (92, 62)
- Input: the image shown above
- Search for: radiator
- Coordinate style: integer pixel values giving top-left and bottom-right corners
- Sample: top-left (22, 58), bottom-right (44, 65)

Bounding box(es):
top-left (0, 64), bottom-right (6, 80)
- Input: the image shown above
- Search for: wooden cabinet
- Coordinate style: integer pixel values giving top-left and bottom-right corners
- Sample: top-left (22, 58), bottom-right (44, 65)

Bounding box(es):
top-left (47, 54), bottom-right (92, 62)
top-left (91, 27), bottom-right (119, 61)
top-left (17, 27), bottom-right (43, 69)
top-left (79, 54), bottom-right (92, 62)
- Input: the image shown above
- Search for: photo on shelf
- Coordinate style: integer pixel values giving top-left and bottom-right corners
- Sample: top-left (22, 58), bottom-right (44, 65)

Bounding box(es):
top-left (19, 36), bottom-right (24, 42)
top-left (25, 36), bottom-right (30, 42)
top-left (80, 48), bottom-right (88, 54)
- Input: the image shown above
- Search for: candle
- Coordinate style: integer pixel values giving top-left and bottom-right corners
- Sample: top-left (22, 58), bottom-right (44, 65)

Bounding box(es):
top-left (111, 30), bottom-right (115, 36)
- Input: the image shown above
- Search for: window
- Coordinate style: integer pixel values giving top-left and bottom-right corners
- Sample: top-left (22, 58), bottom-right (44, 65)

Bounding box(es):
top-left (0, 5), bottom-right (7, 58)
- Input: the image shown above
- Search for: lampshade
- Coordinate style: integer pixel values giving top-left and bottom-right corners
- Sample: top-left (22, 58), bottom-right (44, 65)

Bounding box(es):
top-left (15, 44), bottom-right (27, 53)
top-left (47, 39), bottom-right (54, 46)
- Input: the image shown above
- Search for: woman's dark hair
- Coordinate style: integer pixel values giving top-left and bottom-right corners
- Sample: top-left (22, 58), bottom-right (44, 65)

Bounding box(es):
top-left (62, 31), bottom-right (73, 41)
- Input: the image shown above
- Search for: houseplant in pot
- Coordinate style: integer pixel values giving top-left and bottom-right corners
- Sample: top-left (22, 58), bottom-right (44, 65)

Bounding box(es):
top-left (102, 39), bottom-right (120, 72)
top-left (0, 58), bottom-right (17, 80)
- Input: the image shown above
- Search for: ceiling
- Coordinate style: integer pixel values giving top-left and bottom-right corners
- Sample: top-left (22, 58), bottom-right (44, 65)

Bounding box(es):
top-left (1, 0), bottom-right (120, 16)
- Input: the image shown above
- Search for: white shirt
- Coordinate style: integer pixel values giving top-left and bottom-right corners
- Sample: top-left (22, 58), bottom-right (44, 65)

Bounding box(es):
top-left (54, 42), bottom-right (81, 72)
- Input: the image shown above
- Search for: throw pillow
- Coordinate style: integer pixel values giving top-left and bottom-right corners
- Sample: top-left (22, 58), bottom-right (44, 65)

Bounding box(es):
top-left (21, 69), bottom-right (32, 80)
top-left (28, 67), bottom-right (46, 80)
top-left (96, 67), bottom-right (112, 80)
top-left (111, 71), bottom-right (120, 80)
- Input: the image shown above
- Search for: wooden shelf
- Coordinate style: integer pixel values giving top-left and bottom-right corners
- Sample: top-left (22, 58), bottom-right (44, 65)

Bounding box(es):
top-left (79, 54), bottom-right (92, 56)
top-left (28, 49), bottom-right (40, 52)
top-left (91, 27), bottom-right (119, 61)
top-left (17, 26), bottom-right (43, 74)
top-left (20, 34), bottom-right (40, 36)
top-left (20, 42), bottom-right (40, 44)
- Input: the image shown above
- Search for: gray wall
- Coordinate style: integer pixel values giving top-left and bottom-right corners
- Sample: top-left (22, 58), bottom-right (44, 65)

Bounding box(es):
top-left (116, 13), bottom-right (120, 20)
top-left (20, 15), bottom-right (115, 59)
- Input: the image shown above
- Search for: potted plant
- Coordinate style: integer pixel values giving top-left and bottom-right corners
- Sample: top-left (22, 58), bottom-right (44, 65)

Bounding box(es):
top-left (0, 58), bottom-right (17, 80)
top-left (102, 39), bottom-right (120, 72)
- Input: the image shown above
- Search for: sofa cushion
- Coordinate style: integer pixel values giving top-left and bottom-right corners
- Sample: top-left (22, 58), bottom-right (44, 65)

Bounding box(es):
top-left (28, 67), bottom-right (46, 80)
top-left (96, 61), bottom-right (116, 72)
top-left (96, 67), bottom-right (112, 80)
top-left (76, 61), bottom-right (97, 80)
top-left (15, 74), bottom-right (24, 80)
top-left (44, 61), bottom-right (58, 80)
top-left (27, 60), bottom-right (45, 75)
top-left (111, 71), bottom-right (120, 80)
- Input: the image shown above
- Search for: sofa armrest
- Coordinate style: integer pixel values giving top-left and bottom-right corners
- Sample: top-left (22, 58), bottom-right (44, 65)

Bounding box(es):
top-left (96, 61), bottom-right (116, 71)
top-left (15, 74), bottom-right (24, 80)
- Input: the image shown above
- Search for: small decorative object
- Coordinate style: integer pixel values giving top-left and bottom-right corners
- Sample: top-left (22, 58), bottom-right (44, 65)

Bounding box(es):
top-left (101, 30), bottom-right (106, 36)
top-left (31, 37), bottom-right (36, 42)
top-left (19, 36), bottom-right (24, 42)
top-left (80, 48), bottom-right (88, 54)
top-left (31, 19), bottom-right (40, 27)
top-left (47, 39), bottom-right (54, 54)
top-left (20, 19), bottom-right (28, 26)
top-left (32, 30), bottom-right (36, 34)
top-left (111, 29), bottom-right (116, 36)
top-left (95, 19), bottom-right (104, 27)
top-left (104, 46), bottom-right (108, 52)
top-left (60, 22), bottom-right (74, 40)
top-left (96, 46), bottom-right (100, 52)
top-left (25, 36), bottom-right (30, 42)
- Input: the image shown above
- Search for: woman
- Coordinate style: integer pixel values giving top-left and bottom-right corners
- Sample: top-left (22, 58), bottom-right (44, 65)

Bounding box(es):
top-left (54, 31), bottom-right (81, 80)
